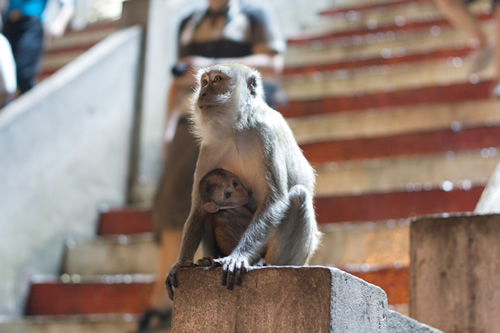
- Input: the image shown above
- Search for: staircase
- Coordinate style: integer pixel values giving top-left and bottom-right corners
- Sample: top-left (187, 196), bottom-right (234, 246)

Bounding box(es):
top-left (40, 20), bottom-right (120, 82)
top-left (3, 0), bottom-right (500, 331)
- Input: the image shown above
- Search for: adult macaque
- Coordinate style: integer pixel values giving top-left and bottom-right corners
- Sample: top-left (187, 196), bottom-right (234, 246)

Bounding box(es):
top-left (199, 168), bottom-right (257, 259)
top-left (166, 64), bottom-right (321, 299)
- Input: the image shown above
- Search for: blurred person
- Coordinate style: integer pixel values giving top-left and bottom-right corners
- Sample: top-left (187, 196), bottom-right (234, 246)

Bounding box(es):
top-left (136, 0), bottom-right (285, 331)
top-left (434, 0), bottom-right (500, 96)
top-left (0, 28), bottom-right (16, 107)
top-left (2, 0), bottom-right (74, 94)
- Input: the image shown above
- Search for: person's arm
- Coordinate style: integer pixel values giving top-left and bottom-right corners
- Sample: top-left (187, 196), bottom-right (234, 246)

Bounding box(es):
top-left (45, 2), bottom-right (75, 39)
top-left (164, 79), bottom-right (182, 145)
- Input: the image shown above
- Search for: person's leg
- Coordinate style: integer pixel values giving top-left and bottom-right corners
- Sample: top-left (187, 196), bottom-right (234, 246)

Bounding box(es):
top-left (435, 0), bottom-right (493, 72)
top-left (137, 119), bottom-right (199, 331)
top-left (149, 230), bottom-right (183, 310)
top-left (494, 3), bottom-right (500, 79)
top-left (5, 17), bottom-right (44, 94)
top-left (492, 2), bottom-right (500, 96)
top-left (435, 0), bottom-right (488, 47)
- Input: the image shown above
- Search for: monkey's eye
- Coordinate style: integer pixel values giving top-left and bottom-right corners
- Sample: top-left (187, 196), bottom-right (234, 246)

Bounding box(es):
top-left (201, 79), bottom-right (208, 87)
top-left (225, 191), bottom-right (232, 199)
top-left (213, 75), bottom-right (222, 83)
top-left (232, 181), bottom-right (238, 188)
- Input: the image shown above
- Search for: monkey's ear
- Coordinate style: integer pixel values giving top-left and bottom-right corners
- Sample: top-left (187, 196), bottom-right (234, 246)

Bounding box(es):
top-left (203, 202), bottom-right (220, 213)
top-left (247, 75), bottom-right (258, 96)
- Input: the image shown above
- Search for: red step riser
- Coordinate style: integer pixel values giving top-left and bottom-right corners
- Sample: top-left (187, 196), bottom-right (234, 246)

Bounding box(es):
top-left (288, 13), bottom-right (493, 45)
top-left (349, 266), bottom-right (409, 305)
top-left (278, 81), bottom-right (495, 118)
top-left (320, 0), bottom-right (432, 16)
top-left (98, 186), bottom-right (483, 235)
top-left (284, 47), bottom-right (473, 76)
top-left (98, 209), bottom-right (153, 235)
top-left (26, 267), bottom-right (407, 315)
top-left (315, 186), bottom-right (483, 224)
top-left (25, 282), bottom-right (153, 316)
top-left (301, 126), bottom-right (500, 164)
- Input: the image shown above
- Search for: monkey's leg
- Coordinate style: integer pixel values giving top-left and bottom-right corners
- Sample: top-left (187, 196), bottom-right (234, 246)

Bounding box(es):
top-left (265, 184), bottom-right (320, 266)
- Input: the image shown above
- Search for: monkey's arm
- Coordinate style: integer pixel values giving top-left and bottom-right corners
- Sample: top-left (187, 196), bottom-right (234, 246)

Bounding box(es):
top-left (215, 180), bottom-right (289, 290)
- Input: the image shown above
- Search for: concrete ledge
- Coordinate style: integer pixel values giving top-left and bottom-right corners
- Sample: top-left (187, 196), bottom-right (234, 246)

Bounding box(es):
top-left (173, 266), bottom-right (386, 332)
top-left (172, 266), bottom-right (438, 332)
top-left (475, 163), bottom-right (500, 214)
top-left (410, 214), bottom-right (500, 332)
top-left (387, 310), bottom-right (441, 333)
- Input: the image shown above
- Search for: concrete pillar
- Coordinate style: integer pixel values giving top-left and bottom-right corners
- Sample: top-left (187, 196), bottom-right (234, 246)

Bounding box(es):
top-left (410, 214), bottom-right (500, 333)
top-left (172, 266), bottom-right (440, 332)
top-left (120, 0), bottom-right (205, 204)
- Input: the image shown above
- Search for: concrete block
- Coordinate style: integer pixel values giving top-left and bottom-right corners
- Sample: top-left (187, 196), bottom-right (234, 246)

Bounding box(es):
top-left (410, 214), bottom-right (500, 333)
top-left (475, 163), bottom-right (500, 214)
top-left (172, 266), bottom-right (388, 332)
top-left (386, 310), bottom-right (442, 333)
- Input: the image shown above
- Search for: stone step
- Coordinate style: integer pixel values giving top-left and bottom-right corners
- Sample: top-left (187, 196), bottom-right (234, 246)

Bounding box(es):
top-left (332, 0), bottom-right (405, 10)
top-left (281, 57), bottom-right (495, 101)
top-left (279, 81), bottom-right (495, 118)
top-left (97, 185), bottom-right (483, 235)
top-left (66, 219), bottom-right (408, 276)
top-left (25, 264), bottom-right (408, 318)
top-left (348, 265), bottom-right (409, 307)
top-left (25, 275), bottom-right (154, 316)
top-left (98, 206), bottom-right (152, 235)
top-left (285, 18), bottom-right (495, 70)
top-left (320, 0), bottom-right (433, 16)
top-left (315, 149), bottom-right (499, 197)
top-left (288, 7), bottom-right (492, 45)
top-left (316, 186), bottom-right (484, 224)
top-left (21, 266), bottom-right (407, 328)
top-left (285, 45), bottom-right (476, 76)
top-left (298, 0), bottom-right (488, 38)
top-left (303, 126), bottom-right (500, 164)
top-left (0, 314), bottom-right (137, 333)
top-left (63, 234), bottom-right (157, 275)
top-left (40, 21), bottom-right (119, 79)
top-left (290, 99), bottom-right (500, 145)
top-left (311, 220), bottom-right (410, 267)
top-left (44, 21), bottom-right (119, 52)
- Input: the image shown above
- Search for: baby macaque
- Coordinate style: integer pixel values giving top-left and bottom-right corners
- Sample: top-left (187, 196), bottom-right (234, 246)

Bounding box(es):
top-left (199, 168), bottom-right (257, 259)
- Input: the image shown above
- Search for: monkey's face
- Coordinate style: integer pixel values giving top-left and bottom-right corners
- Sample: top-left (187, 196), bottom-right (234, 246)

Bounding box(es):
top-left (197, 71), bottom-right (233, 111)
top-left (200, 172), bottom-right (249, 213)
top-left (221, 176), bottom-right (249, 208)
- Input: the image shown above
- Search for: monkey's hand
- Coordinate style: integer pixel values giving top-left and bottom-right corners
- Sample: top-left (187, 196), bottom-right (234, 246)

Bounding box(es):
top-left (197, 256), bottom-right (219, 268)
top-left (213, 256), bottom-right (250, 290)
top-left (165, 260), bottom-right (195, 300)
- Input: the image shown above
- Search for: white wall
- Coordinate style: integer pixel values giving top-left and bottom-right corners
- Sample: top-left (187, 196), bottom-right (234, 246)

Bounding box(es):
top-left (0, 26), bottom-right (142, 316)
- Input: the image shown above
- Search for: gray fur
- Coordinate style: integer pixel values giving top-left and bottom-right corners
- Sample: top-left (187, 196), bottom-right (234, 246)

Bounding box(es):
top-left (166, 64), bottom-right (322, 298)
